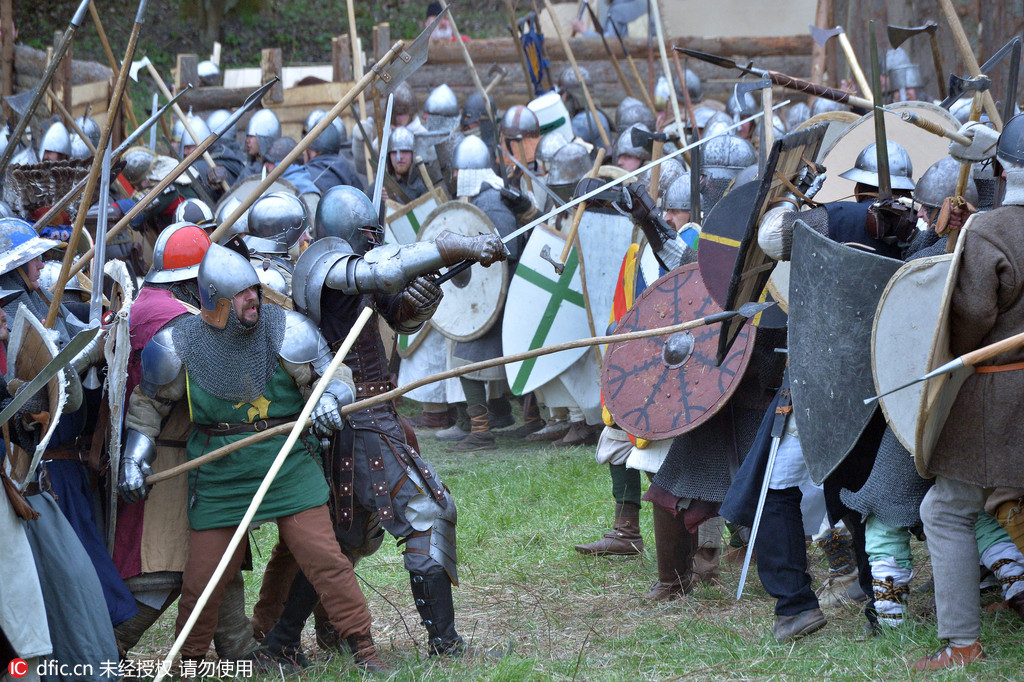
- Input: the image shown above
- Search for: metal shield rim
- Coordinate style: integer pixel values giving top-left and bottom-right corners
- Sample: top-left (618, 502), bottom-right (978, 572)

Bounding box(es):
top-left (417, 200), bottom-right (509, 342)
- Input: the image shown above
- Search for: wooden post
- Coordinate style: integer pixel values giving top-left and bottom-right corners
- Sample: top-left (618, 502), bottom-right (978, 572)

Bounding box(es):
top-left (175, 53), bottom-right (199, 93)
top-left (54, 30), bottom-right (73, 116)
top-left (332, 35), bottom-right (352, 82)
top-left (825, 0), bottom-right (838, 88)
top-left (260, 48), bottom-right (283, 104)
top-left (808, 0), bottom-right (830, 106)
top-left (1, 0), bottom-right (13, 122)
top-left (372, 23), bottom-right (391, 63)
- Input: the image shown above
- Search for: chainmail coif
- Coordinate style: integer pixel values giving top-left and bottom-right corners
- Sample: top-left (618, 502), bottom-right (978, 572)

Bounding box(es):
top-left (172, 302), bottom-right (286, 404)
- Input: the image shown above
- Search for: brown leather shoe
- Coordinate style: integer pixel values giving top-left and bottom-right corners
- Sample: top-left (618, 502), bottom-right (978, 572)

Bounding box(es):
top-left (408, 411), bottom-right (453, 429)
top-left (912, 640), bottom-right (985, 671)
top-left (525, 419), bottom-right (570, 441)
top-left (447, 405), bottom-right (496, 452)
top-left (553, 420), bottom-right (599, 447)
top-left (346, 634), bottom-right (389, 672)
top-left (646, 580), bottom-right (688, 601)
top-left (574, 503), bottom-right (643, 556)
top-left (773, 608), bottom-right (827, 643)
top-left (1008, 592), bottom-right (1024, 621)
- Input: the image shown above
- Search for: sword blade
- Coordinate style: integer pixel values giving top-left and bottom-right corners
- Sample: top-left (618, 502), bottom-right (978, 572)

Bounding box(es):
top-left (736, 433), bottom-right (782, 600)
top-left (372, 93), bottom-right (395, 216)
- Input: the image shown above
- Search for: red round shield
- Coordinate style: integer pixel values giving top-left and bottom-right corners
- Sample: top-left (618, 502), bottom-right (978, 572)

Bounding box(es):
top-left (601, 263), bottom-right (756, 440)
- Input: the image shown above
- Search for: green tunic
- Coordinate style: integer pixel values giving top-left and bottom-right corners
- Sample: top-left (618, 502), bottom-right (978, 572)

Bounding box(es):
top-left (184, 362), bottom-right (328, 530)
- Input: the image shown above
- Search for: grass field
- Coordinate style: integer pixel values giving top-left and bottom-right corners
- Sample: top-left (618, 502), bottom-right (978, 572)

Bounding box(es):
top-left (128, 409), bottom-right (1024, 680)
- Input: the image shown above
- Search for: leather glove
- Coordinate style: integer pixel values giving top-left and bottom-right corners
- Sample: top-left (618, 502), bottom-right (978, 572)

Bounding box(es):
top-left (948, 121), bottom-right (1000, 162)
top-left (616, 184), bottom-right (676, 252)
top-left (311, 380), bottom-right (354, 437)
top-left (435, 230), bottom-right (507, 267)
top-left (206, 164), bottom-right (229, 187)
top-left (118, 431), bottom-right (156, 504)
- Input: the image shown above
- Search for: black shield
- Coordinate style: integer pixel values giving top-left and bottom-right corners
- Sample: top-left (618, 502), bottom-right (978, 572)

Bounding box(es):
top-left (788, 222), bottom-right (902, 485)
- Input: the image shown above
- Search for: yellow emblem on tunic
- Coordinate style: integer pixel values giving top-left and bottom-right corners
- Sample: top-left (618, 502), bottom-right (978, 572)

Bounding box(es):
top-left (234, 395), bottom-right (272, 422)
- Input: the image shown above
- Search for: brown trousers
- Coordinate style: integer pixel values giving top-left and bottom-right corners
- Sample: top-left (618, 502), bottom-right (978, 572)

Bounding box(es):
top-left (176, 505), bottom-right (371, 658)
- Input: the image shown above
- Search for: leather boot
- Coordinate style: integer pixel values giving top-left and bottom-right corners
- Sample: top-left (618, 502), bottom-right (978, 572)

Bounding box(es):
top-left (525, 418), bottom-right (570, 441)
top-left (509, 394), bottom-right (544, 437)
top-left (647, 505), bottom-right (698, 601)
top-left (410, 571), bottom-right (468, 656)
top-left (554, 420), bottom-right (599, 447)
top-left (574, 503), bottom-right (643, 556)
top-left (213, 571), bottom-right (259, 658)
top-left (345, 633), bottom-right (388, 672)
top-left (447, 405), bottom-right (495, 452)
top-left (693, 546), bottom-right (722, 585)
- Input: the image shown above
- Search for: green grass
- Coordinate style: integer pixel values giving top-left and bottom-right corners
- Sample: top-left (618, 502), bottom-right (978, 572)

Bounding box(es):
top-left (125, 406), bottom-right (1024, 680)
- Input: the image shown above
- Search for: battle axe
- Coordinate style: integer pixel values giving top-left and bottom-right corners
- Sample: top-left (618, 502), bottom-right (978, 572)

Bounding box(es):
top-left (809, 24), bottom-right (873, 101)
top-left (888, 21), bottom-right (946, 100)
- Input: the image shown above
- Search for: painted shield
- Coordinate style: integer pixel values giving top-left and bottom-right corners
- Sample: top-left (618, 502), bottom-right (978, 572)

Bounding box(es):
top-left (417, 201), bottom-right (508, 342)
top-left (3, 304), bottom-right (68, 489)
top-left (915, 225), bottom-right (972, 477)
top-left (601, 263), bottom-right (756, 441)
top-left (503, 210), bottom-right (634, 396)
top-left (794, 110), bottom-right (859, 162)
top-left (707, 124), bottom-right (828, 366)
top-left (872, 253), bottom-right (953, 455)
top-left (788, 223), bottom-right (903, 485)
top-left (814, 101), bottom-right (960, 204)
top-left (697, 181), bottom-right (788, 330)
top-left (214, 175), bottom-right (300, 241)
top-left (385, 192), bottom-right (441, 246)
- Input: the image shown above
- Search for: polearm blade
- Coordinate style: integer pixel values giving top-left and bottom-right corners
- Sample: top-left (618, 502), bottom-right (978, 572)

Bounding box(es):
top-left (29, 85), bottom-right (195, 234)
top-left (0, 327), bottom-right (100, 433)
top-left (374, 5), bottom-right (450, 97)
top-left (0, 0), bottom-right (92, 177)
top-left (89, 141), bottom-right (112, 322)
top-left (433, 102), bottom-right (786, 285)
top-left (498, 145), bottom-right (565, 207)
top-left (372, 93), bottom-right (395, 216)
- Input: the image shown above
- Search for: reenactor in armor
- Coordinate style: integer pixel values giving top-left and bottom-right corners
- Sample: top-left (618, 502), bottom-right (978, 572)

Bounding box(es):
top-left (243, 192), bottom-right (309, 297)
top-left (69, 115), bottom-right (100, 160)
top-left (501, 105), bottom-right (541, 176)
top-left (301, 110), bottom-right (364, 194)
top-left (701, 134), bottom-right (757, 213)
top-left (885, 47), bottom-right (925, 103)
top-left (118, 243), bottom-right (386, 670)
top-left (461, 91), bottom-right (497, 147)
top-left (615, 97), bottom-right (656, 133)
top-left (112, 222), bottom-right (258, 661)
top-left (422, 84), bottom-right (461, 135)
top-left (557, 65), bottom-right (590, 117)
top-left (249, 182), bottom-right (506, 660)
top-left (243, 109), bottom-right (282, 174)
top-left (391, 82), bottom-right (419, 128)
top-left (570, 110), bottom-right (611, 149)
top-left (385, 126), bottom-right (427, 201)
top-left (613, 123), bottom-right (652, 172)
top-left (39, 121), bottom-right (71, 162)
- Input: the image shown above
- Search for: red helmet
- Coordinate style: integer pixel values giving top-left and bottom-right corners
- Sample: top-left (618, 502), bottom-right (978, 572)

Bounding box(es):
top-left (145, 222), bottom-right (212, 284)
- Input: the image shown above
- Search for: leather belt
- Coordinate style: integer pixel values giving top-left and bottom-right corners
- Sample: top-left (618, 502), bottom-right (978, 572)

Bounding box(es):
top-left (975, 360), bottom-right (1024, 374)
top-left (196, 416), bottom-right (293, 436)
top-left (43, 447), bottom-right (85, 462)
top-left (355, 381), bottom-right (395, 398)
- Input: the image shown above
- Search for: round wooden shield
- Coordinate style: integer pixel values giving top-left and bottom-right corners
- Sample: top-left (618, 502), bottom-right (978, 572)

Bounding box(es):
top-left (872, 254), bottom-right (953, 455)
top-left (815, 101), bottom-right (959, 204)
top-left (765, 260), bottom-right (790, 315)
top-left (696, 181), bottom-right (787, 328)
top-left (795, 110), bottom-right (859, 162)
top-left (417, 201), bottom-right (508, 342)
top-left (601, 263), bottom-right (756, 441)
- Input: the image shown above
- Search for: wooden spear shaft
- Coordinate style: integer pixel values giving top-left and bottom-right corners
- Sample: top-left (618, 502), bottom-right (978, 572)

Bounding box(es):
top-left (542, 0), bottom-right (611, 147)
top-left (648, 0), bottom-right (684, 135)
top-left (207, 42), bottom-right (403, 244)
top-left (937, 0), bottom-right (1002, 130)
top-left (147, 305), bottom-right (742, 485)
top-left (558, 147), bottom-right (605, 263)
top-left (46, 4), bottom-right (143, 328)
top-left (151, 307), bottom-right (374, 682)
top-left (88, 1), bottom-right (139, 129)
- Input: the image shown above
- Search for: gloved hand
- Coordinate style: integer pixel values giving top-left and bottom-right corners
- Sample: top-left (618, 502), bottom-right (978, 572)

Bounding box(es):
top-left (401, 275), bottom-right (443, 316)
top-left (948, 121), bottom-right (1000, 162)
top-left (434, 231), bottom-right (508, 267)
top-left (500, 187), bottom-right (538, 221)
top-left (311, 380), bottom-right (354, 437)
top-left (118, 431), bottom-right (156, 504)
top-left (206, 164), bottom-right (228, 187)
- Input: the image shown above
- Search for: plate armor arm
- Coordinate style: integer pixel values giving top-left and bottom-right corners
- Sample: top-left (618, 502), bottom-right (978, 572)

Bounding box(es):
top-left (280, 310), bottom-right (355, 435)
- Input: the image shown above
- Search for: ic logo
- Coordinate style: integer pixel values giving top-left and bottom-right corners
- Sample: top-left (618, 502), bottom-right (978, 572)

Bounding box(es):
top-left (8, 658), bottom-right (28, 678)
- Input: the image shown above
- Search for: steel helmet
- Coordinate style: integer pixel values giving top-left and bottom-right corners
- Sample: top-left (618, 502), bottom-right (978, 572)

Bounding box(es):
top-left (197, 242), bottom-right (262, 328)
top-left (453, 135), bottom-right (492, 170)
top-left (246, 192), bottom-right (309, 254)
top-left (40, 121), bottom-right (71, 158)
top-left (839, 142), bottom-right (915, 190)
top-left (914, 157), bottom-right (978, 208)
top-left (0, 217), bottom-right (60, 277)
top-left (314, 185), bottom-right (381, 254)
top-left (146, 222), bottom-right (213, 284)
